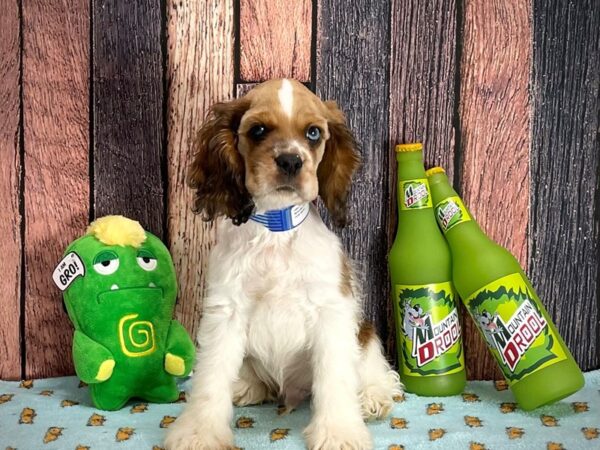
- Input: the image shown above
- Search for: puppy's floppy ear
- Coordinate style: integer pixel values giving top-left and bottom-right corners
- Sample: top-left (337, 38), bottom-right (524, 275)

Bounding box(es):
top-left (187, 97), bottom-right (255, 225)
top-left (317, 101), bottom-right (361, 227)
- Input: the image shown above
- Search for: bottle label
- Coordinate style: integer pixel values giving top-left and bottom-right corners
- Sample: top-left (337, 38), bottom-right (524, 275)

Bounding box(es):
top-left (400, 178), bottom-right (433, 210)
top-left (434, 196), bottom-right (472, 232)
top-left (395, 282), bottom-right (464, 376)
top-left (465, 273), bottom-right (567, 384)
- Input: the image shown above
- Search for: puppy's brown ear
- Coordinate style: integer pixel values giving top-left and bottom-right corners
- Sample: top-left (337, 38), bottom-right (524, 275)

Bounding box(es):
top-left (317, 101), bottom-right (361, 227)
top-left (187, 97), bottom-right (254, 225)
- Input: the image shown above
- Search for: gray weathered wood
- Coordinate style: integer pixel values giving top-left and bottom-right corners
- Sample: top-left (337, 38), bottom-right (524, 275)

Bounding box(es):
top-left (389, 0), bottom-right (457, 181)
top-left (236, 83), bottom-right (258, 98)
top-left (316, 0), bottom-right (392, 345)
top-left (93, 0), bottom-right (165, 237)
top-left (387, 0), bottom-right (457, 365)
top-left (529, 0), bottom-right (599, 371)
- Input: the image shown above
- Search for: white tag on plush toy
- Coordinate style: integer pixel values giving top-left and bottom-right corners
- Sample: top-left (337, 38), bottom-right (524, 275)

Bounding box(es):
top-left (53, 252), bottom-right (85, 291)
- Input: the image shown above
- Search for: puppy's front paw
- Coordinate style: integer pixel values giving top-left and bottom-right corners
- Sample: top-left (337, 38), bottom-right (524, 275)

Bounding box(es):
top-left (304, 418), bottom-right (373, 450)
top-left (164, 413), bottom-right (234, 450)
top-left (360, 384), bottom-right (395, 420)
top-left (360, 371), bottom-right (403, 420)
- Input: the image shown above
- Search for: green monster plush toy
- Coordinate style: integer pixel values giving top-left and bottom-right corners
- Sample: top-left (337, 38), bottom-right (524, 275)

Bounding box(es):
top-left (53, 215), bottom-right (195, 410)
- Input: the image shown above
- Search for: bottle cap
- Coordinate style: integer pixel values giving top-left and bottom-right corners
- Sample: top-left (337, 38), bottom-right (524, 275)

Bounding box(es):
top-left (425, 167), bottom-right (445, 177)
top-left (395, 142), bottom-right (423, 152)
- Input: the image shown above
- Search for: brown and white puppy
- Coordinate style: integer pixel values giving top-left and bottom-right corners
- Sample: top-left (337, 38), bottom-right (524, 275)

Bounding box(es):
top-left (165, 79), bottom-right (401, 450)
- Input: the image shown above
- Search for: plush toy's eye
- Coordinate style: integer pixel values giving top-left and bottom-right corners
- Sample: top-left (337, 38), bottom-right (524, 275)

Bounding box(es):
top-left (137, 250), bottom-right (157, 271)
top-left (92, 251), bottom-right (119, 275)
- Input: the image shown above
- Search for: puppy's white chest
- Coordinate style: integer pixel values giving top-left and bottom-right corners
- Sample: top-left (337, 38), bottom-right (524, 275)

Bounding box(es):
top-left (244, 268), bottom-right (313, 350)
top-left (244, 279), bottom-right (313, 391)
top-left (241, 243), bottom-right (318, 378)
top-left (211, 216), bottom-right (345, 388)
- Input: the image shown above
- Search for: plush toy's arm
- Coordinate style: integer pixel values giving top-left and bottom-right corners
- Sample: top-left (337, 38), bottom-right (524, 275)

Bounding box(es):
top-left (164, 319), bottom-right (196, 377)
top-left (73, 330), bottom-right (116, 384)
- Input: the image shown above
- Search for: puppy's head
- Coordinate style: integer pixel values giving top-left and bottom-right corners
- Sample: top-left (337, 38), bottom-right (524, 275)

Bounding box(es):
top-left (187, 79), bottom-right (360, 227)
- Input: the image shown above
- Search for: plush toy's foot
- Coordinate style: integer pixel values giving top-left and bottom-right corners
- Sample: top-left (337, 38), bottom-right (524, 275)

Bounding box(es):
top-left (142, 379), bottom-right (179, 404)
top-left (90, 384), bottom-right (130, 411)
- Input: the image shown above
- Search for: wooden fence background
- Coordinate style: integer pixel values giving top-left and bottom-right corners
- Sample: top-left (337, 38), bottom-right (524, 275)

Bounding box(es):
top-left (0, 0), bottom-right (598, 381)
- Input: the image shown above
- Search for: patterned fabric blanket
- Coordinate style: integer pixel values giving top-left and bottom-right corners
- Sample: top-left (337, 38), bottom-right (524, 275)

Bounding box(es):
top-left (1, 371), bottom-right (598, 449)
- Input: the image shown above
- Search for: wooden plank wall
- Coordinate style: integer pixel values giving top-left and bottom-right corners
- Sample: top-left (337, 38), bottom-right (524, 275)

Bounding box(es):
top-left (167, 0), bottom-right (235, 336)
top-left (0, 0), bottom-right (22, 380)
top-left (93, 0), bottom-right (165, 238)
top-left (239, 0), bottom-right (311, 82)
top-left (22, 0), bottom-right (90, 378)
top-left (388, 0), bottom-right (457, 360)
top-left (529, 0), bottom-right (600, 370)
top-left (316, 0), bottom-right (393, 342)
top-left (0, 0), bottom-right (598, 380)
top-left (458, 0), bottom-right (531, 379)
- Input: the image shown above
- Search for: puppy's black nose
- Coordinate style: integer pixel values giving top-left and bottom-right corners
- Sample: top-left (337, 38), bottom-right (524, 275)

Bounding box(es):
top-left (275, 154), bottom-right (303, 176)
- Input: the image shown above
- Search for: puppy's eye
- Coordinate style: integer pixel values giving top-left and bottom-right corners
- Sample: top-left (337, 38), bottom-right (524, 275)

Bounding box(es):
top-left (306, 126), bottom-right (321, 143)
top-left (249, 125), bottom-right (267, 140)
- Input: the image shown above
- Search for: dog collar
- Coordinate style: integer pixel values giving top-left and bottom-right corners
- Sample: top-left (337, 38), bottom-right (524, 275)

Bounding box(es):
top-left (250, 204), bottom-right (310, 232)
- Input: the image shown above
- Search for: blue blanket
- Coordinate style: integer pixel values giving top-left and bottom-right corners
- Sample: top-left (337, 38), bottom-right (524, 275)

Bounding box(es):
top-left (1, 371), bottom-right (598, 449)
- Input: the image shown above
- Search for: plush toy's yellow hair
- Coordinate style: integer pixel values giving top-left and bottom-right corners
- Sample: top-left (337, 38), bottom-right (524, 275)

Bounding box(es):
top-left (87, 215), bottom-right (146, 248)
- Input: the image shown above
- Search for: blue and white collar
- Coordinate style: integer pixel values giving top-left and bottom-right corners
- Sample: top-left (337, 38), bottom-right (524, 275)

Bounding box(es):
top-left (250, 203), bottom-right (310, 232)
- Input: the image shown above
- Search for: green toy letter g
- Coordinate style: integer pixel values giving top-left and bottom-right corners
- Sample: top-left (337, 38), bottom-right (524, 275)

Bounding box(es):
top-left (118, 313), bottom-right (156, 357)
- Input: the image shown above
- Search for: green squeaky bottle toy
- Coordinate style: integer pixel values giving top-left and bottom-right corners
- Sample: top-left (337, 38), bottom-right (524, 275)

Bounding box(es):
top-left (426, 167), bottom-right (584, 410)
top-left (388, 143), bottom-right (466, 396)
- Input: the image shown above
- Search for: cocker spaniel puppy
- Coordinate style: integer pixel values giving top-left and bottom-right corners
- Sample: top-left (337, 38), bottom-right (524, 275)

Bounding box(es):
top-left (165, 79), bottom-right (401, 450)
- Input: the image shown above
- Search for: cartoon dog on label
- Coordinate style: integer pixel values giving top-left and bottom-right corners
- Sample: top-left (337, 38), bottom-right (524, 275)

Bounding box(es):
top-left (475, 310), bottom-right (501, 345)
top-left (402, 301), bottom-right (429, 338)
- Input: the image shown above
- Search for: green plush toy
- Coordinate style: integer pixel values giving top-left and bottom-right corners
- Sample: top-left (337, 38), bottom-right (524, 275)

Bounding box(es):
top-left (53, 215), bottom-right (195, 410)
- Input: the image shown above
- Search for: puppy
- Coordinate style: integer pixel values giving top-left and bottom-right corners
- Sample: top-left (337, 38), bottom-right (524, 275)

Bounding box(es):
top-left (165, 79), bottom-right (402, 450)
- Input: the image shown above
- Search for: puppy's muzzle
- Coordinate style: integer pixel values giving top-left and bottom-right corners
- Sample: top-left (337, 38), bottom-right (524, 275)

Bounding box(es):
top-left (275, 153), bottom-right (303, 177)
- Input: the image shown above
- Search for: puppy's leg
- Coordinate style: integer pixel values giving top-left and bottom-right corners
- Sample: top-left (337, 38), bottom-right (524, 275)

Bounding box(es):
top-left (357, 323), bottom-right (403, 421)
top-left (233, 358), bottom-right (275, 406)
top-left (304, 303), bottom-right (372, 450)
top-left (164, 303), bottom-right (246, 450)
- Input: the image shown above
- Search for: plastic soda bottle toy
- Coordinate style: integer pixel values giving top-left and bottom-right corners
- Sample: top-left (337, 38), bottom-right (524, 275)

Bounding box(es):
top-left (426, 166), bottom-right (584, 410)
top-left (388, 143), bottom-right (466, 396)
